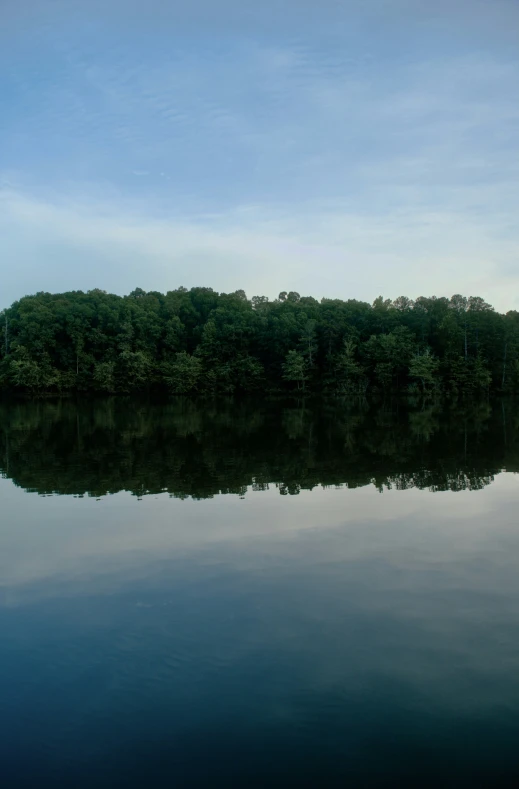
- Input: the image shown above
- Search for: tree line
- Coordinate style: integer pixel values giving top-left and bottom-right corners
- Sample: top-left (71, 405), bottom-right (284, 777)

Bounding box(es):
top-left (1, 398), bottom-right (516, 498)
top-left (1, 287), bottom-right (518, 395)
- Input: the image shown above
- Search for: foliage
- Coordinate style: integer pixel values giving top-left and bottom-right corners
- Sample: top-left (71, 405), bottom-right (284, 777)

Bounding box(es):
top-left (409, 349), bottom-right (440, 392)
top-left (0, 288), bottom-right (516, 395)
top-left (282, 350), bottom-right (308, 391)
top-left (163, 352), bottom-right (202, 394)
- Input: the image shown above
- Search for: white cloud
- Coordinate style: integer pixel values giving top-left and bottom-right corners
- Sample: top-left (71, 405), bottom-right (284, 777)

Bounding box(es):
top-left (1, 184), bottom-right (518, 311)
top-left (1, 2), bottom-right (517, 311)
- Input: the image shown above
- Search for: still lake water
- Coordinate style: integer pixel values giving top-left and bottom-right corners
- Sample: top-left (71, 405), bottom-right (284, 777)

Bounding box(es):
top-left (1, 397), bottom-right (519, 788)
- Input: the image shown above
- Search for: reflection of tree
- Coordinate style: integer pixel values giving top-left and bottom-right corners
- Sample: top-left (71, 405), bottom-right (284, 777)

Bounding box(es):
top-left (0, 398), bottom-right (517, 499)
top-left (408, 406), bottom-right (440, 441)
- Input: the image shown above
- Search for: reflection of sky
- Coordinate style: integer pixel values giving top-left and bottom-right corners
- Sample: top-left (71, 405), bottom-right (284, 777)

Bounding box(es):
top-left (1, 0), bottom-right (519, 310)
top-left (1, 473), bottom-right (518, 596)
top-left (2, 474), bottom-right (519, 785)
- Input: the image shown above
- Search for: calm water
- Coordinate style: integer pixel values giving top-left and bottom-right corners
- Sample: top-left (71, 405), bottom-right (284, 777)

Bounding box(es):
top-left (1, 398), bottom-right (519, 788)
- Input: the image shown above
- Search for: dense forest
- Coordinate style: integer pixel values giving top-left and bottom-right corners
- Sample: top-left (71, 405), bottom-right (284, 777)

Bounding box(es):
top-left (1, 287), bottom-right (519, 395)
top-left (1, 398), bottom-right (516, 498)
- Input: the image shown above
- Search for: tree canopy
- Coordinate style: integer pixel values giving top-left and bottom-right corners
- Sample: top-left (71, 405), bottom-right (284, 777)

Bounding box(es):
top-left (1, 288), bottom-right (518, 395)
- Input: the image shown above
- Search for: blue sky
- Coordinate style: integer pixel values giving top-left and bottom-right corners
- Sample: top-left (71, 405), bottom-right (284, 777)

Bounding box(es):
top-left (1, 0), bottom-right (518, 310)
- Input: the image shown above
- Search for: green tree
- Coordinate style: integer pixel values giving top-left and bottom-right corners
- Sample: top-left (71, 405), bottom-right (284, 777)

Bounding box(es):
top-left (0, 287), bottom-right (518, 397)
top-left (163, 352), bottom-right (202, 394)
top-left (282, 350), bottom-right (308, 391)
top-left (364, 327), bottom-right (416, 391)
top-left (8, 348), bottom-right (59, 392)
top-left (93, 361), bottom-right (116, 393)
top-left (409, 349), bottom-right (440, 393)
top-left (332, 339), bottom-right (367, 394)
top-left (9, 355), bottom-right (44, 391)
top-left (300, 319), bottom-right (317, 366)
top-left (117, 350), bottom-right (153, 391)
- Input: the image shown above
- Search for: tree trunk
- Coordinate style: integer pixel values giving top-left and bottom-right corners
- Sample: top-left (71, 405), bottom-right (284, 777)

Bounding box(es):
top-left (502, 340), bottom-right (507, 389)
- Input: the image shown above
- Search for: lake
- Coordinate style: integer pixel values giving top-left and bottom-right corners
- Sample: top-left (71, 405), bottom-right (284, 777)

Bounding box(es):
top-left (1, 397), bottom-right (519, 788)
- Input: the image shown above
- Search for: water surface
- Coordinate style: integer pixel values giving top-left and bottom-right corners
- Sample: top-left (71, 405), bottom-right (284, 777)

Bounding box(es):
top-left (1, 398), bottom-right (519, 787)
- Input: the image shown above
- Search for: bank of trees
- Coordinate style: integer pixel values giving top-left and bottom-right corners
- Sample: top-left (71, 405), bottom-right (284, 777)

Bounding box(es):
top-left (1, 287), bottom-right (518, 395)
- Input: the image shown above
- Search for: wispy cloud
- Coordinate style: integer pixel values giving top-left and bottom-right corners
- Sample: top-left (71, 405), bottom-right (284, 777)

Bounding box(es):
top-left (1, 185), bottom-right (518, 311)
top-left (0, 0), bottom-right (517, 310)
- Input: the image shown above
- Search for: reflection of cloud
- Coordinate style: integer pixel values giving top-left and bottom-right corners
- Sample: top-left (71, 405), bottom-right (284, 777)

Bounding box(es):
top-left (0, 473), bottom-right (517, 598)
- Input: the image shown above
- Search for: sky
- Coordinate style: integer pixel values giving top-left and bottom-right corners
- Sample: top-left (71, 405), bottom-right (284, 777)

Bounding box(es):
top-left (1, 0), bottom-right (518, 311)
